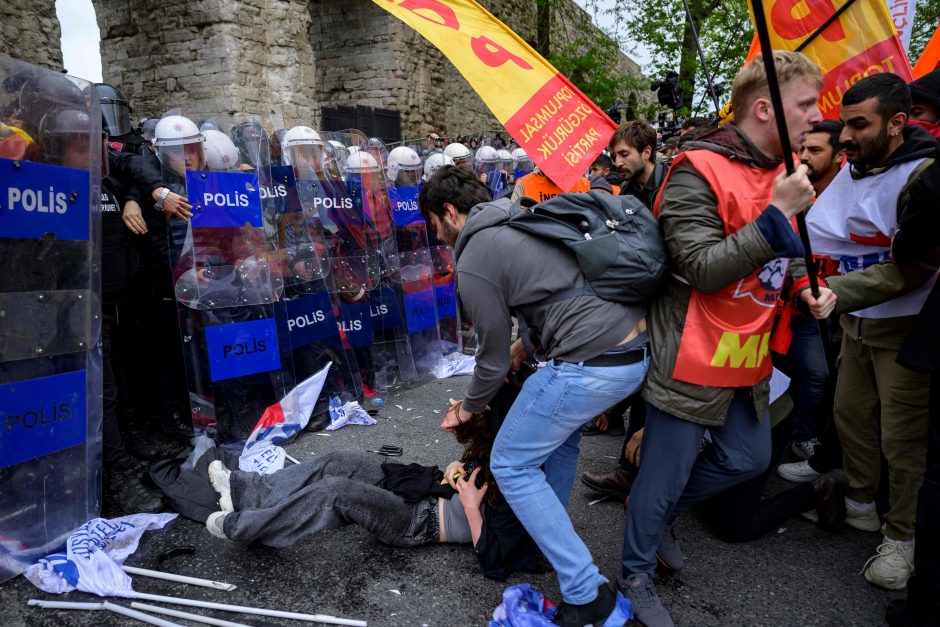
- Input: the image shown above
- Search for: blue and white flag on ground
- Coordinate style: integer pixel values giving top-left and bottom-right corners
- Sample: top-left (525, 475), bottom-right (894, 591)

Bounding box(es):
top-left (239, 362), bottom-right (331, 475)
top-left (24, 513), bottom-right (177, 597)
top-left (325, 399), bottom-right (377, 431)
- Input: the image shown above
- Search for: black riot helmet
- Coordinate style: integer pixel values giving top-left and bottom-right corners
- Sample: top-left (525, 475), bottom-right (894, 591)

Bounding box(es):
top-left (138, 117), bottom-right (158, 142)
top-left (17, 74), bottom-right (86, 136)
top-left (229, 120), bottom-right (269, 169)
top-left (37, 108), bottom-right (98, 167)
top-left (95, 83), bottom-right (133, 138)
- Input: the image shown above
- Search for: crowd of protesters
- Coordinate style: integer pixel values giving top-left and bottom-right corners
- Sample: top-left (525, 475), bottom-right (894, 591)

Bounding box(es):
top-left (4, 50), bottom-right (939, 627)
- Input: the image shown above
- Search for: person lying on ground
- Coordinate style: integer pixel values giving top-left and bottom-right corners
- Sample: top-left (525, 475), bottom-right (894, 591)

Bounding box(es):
top-left (203, 403), bottom-right (543, 581)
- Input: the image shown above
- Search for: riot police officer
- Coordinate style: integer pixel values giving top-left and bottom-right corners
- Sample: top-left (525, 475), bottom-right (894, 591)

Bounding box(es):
top-left (40, 108), bottom-right (163, 513)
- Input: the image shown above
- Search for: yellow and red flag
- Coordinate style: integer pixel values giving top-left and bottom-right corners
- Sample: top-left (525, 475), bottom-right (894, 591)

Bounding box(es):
top-left (371, 0), bottom-right (616, 191)
top-left (745, 0), bottom-right (913, 118)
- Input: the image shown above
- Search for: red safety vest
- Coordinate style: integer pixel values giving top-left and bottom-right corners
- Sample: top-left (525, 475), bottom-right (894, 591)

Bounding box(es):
top-left (655, 150), bottom-right (794, 387)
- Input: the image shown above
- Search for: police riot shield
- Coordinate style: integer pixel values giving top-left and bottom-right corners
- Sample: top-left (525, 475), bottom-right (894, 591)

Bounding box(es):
top-left (383, 141), bottom-right (444, 383)
top-left (268, 124), bottom-right (364, 417)
top-left (325, 129), bottom-right (403, 402)
top-left (429, 244), bottom-right (462, 357)
top-left (475, 141), bottom-right (510, 199)
top-left (0, 56), bottom-right (101, 582)
top-left (154, 111), bottom-right (293, 443)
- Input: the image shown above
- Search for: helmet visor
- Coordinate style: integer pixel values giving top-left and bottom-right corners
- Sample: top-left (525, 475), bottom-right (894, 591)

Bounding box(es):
top-left (101, 102), bottom-right (132, 137)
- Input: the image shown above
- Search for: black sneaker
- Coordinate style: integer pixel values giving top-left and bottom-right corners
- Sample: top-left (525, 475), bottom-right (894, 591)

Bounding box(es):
top-left (553, 583), bottom-right (619, 626)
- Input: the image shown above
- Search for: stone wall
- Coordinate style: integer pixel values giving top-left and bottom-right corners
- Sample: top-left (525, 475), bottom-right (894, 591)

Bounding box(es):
top-left (89, 0), bottom-right (644, 137)
top-left (94, 0), bottom-right (316, 125)
top-left (310, 0), bottom-right (646, 140)
top-left (0, 0), bottom-right (63, 71)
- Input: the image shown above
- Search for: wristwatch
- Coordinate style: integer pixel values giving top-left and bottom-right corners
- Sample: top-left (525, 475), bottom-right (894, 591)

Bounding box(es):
top-left (154, 187), bottom-right (170, 210)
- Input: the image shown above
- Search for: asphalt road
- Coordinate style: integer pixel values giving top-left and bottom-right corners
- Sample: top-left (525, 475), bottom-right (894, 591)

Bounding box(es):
top-left (0, 375), bottom-right (900, 626)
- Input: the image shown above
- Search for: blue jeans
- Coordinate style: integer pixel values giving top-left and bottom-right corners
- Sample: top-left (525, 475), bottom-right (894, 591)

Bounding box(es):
top-left (491, 352), bottom-right (649, 604)
top-left (621, 389), bottom-right (772, 576)
top-left (789, 315), bottom-right (830, 443)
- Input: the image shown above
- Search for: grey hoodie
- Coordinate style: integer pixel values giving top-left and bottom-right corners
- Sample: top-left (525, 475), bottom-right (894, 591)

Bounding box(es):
top-left (454, 198), bottom-right (645, 413)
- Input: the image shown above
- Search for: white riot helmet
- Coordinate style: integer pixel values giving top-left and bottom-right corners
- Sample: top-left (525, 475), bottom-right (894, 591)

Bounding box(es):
top-left (496, 149), bottom-right (513, 167)
top-left (345, 149), bottom-right (380, 174)
top-left (512, 147), bottom-right (534, 175)
top-left (328, 140), bottom-right (349, 161)
top-left (153, 115), bottom-right (204, 147)
top-left (283, 125), bottom-right (324, 148)
top-left (444, 142), bottom-right (472, 165)
top-left (475, 145), bottom-right (500, 173)
top-left (202, 129), bottom-right (239, 172)
top-left (387, 146), bottom-right (422, 185)
top-left (423, 152), bottom-right (454, 181)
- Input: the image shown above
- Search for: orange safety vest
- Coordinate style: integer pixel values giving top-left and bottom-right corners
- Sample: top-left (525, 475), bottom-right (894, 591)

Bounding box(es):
top-left (516, 171), bottom-right (590, 202)
top-left (655, 150), bottom-right (794, 388)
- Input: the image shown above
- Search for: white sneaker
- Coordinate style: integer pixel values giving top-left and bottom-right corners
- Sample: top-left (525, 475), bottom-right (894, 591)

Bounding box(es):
top-left (845, 499), bottom-right (881, 532)
top-left (777, 460), bottom-right (821, 483)
top-left (208, 460), bottom-right (233, 513)
top-left (791, 438), bottom-right (819, 460)
top-left (206, 511), bottom-right (229, 540)
top-left (863, 536), bottom-right (914, 590)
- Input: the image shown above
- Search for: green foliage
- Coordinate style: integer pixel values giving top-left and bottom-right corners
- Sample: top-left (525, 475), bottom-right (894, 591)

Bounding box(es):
top-left (548, 36), bottom-right (624, 109)
top-left (580, 0), bottom-right (753, 116)
top-left (909, 0), bottom-right (940, 65)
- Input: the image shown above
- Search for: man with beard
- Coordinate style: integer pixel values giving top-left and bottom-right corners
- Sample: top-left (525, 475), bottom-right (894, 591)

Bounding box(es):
top-left (798, 120), bottom-right (845, 196)
top-left (609, 120), bottom-right (668, 211)
top-left (803, 73), bottom-right (938, 591)
top-left (418, 165), bottom-right (649, 626)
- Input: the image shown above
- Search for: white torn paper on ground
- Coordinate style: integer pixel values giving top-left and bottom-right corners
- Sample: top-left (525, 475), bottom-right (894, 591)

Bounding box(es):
top-left (433, 352), bottom-right (476, 378)
top-left (326, 400), bottom-right (377, 431)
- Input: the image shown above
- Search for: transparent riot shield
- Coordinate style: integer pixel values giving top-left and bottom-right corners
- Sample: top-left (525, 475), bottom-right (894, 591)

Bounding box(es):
top-left (383, 141), bottom-right (444, 383)
top-left (475, 141), bottom-right (510, 199)
top-left (267, 124), bottom-right (364, 418)
top-left (155, 111), bottom-right (293, 443)
top-left (0, 56), bottom-right (101, 582)
top-left (317, 130), bottom-right (398, 404)
top-left (430, 245), bottom-right (462, 357)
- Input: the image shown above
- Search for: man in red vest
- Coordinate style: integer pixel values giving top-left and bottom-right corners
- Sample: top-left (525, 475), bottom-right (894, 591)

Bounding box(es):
top-left (618, 52), bottom-right (822, 627)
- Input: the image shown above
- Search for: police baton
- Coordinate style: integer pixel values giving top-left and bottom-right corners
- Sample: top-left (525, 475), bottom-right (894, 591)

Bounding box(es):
top-left (751, 0), bottom-right (834, 373)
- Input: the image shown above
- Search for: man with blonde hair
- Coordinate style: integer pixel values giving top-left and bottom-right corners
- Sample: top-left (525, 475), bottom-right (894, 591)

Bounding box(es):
top-left (618, 51), bottom-right (823, 626)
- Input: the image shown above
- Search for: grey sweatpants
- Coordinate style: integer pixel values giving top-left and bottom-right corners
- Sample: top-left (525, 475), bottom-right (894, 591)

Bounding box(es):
top-left (222, 450), bottom-right (439, 548)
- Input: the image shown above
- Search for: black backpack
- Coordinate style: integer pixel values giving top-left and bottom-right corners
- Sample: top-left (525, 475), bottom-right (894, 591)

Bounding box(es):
top-left (508, 190), bottom-right (668, 304)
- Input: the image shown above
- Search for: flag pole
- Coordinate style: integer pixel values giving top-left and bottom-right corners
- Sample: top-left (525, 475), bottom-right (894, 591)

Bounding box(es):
top-left (129, 591), bottom-right (368, 626)
top-left (122, 565), bottom-right (237, 591)
top-left (750, 0), bottom-right (834, 374)
top-left (27, 599), bottom-right (185, 627)
top-left (131, 602), bottom-right (250, 627)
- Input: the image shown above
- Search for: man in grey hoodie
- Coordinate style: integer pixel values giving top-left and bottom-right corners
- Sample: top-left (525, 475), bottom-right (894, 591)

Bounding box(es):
top-left (418, 166), bottom-right (649, 626)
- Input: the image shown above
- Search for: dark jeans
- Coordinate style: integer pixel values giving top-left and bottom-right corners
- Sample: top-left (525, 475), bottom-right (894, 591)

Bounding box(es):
top-left (621, 390), bottom-right (772, 576)
top-left (789, 315), bottom-right (831, 443)
top-left (222, 451), bottom-right (439, 548)
top-left (705, 414), bottom-right (816, 543)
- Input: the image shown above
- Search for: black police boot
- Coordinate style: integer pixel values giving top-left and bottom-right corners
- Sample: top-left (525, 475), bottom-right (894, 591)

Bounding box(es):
top-left (106, 467), bottom-right (164, 515)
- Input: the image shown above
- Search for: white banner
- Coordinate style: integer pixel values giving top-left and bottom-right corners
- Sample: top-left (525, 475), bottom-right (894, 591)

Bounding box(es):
top-left (886, 0), bottom-right (920, 53)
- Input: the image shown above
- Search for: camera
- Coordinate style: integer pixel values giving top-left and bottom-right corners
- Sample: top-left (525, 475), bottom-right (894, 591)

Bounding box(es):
top-left (651, 71), bottom-right (683, 110)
